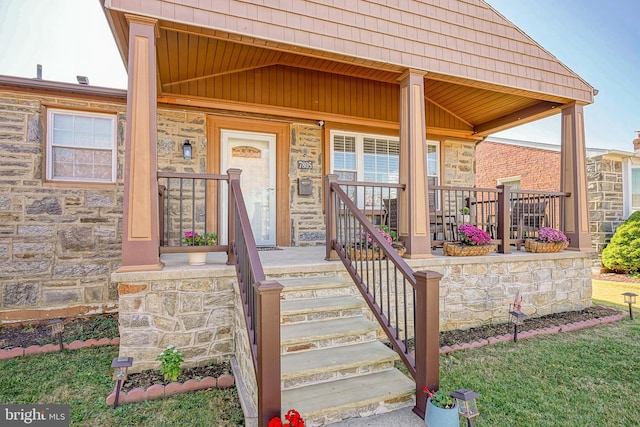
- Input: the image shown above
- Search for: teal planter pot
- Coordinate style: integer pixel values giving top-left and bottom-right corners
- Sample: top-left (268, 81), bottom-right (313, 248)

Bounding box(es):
top-left (425, 398), bottom-right (459, 427)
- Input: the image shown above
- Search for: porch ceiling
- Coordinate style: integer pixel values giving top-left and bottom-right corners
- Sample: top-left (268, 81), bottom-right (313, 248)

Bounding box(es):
top-left (105, 11), bottom-right (568, 136)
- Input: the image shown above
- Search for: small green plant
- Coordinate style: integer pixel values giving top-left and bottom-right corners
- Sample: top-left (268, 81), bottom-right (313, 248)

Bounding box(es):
top-left (22, 323), bottom-right (35, 333)
top-left (459, 206), bottom-right (470, 215)
top-left (424, 387), bottom-right (455, 409)
top-left (157, 345), bottom-right (185, 382)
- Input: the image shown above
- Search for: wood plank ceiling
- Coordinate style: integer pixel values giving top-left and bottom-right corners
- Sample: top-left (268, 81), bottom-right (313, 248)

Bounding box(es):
top-left (153, 22), bottom-right (562, 135)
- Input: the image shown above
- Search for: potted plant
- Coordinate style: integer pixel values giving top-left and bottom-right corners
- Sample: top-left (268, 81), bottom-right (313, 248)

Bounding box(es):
top-left (347, 228), bottom-right (393, 260)
top-left (424, 387), bottom-right (458, 427)
top-left (182, 230), bottom-right (217, 265)
top-left (443, 224), bottom-right (494, 256)
top-left (458, 206), bottom-right (471, 223)
top-left (524, 227), bottom-right (568, 253)
top-left (379, 225), bottom-right (406, 257)
top-left (268, 409), bottom-right (305, 427)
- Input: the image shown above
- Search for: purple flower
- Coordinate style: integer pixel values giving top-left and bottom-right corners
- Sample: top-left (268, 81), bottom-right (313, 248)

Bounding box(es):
top-left (537, 227), bottom-right (568, 243)
top-left (458, 224), bottom-right (491, 246)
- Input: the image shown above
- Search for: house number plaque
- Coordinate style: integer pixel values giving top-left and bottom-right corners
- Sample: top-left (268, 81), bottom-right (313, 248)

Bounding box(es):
top-left (297, 160), bottom-right (314, 169)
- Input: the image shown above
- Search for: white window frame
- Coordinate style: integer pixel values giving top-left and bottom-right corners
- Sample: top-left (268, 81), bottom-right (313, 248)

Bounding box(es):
top-left (46, 108), bottom-right (117, 183)
top-left (329, 130), bottom-right (400, 183)
top-left (426, 140), bottom-right (441, 210)
top-left (497, 175), bottom-right (521, 189)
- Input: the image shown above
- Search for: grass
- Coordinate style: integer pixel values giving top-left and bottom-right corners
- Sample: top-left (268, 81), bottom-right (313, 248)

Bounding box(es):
top-left (0, 345), bottom-right (243, 427)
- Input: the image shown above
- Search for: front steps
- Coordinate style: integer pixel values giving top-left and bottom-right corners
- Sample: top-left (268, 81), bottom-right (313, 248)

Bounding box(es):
top-left (276, 275), bottom-right (415, 427)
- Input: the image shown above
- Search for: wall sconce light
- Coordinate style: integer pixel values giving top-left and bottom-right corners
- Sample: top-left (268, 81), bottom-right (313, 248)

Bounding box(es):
top-left (111, 356), bottom-right (134, 408)
top-left (48, 318), bottom-right (64, 352)
top-left (317, 120), bottom-right (325, 127)
top-left (450, 389), bottom-right (480, 427)
top-left (623, 292), bottom-right (637, 320)
top-left (182, 140), bottom-right (192, 160)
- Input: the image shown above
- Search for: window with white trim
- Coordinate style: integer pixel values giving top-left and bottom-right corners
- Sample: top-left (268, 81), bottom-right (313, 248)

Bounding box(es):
top-left (331, 131), bottom-right (399, 208)
top-left (631, 168), bottom-right (640, 212)
top-left (426, 141), bottom-right (441, 209)
top-left (497, 176), bottom-right (521, 190)
top-left (46, 109), bottom-right (117, 183)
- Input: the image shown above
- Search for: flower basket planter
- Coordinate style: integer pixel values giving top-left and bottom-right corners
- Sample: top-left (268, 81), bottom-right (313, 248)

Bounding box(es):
top-left (346, 247), bottom-right (383, 261)
top-left (392, 242), bottom-right (406, 257)
top-left (424, 398), bottom-right (458, 427)
top-left (443, 242), bottom-right (494, 256)
top-left (187, 252), bottom-right (207, 265)
top-left (524, 239), bottom-right (569, 253)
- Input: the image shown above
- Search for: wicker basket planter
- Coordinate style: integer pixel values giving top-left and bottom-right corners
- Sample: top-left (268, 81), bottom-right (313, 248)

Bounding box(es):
top-left (443, 242), bottom-right (494, 256)
top-left (392, 242), bottom-right (406, 257)
top-left (346, 247), bottom-right (384, 261)
top-left (524, 240), bottom-right (569, 253)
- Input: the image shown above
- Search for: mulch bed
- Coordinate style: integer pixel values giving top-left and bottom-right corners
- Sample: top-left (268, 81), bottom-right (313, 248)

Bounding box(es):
top-left (0, 313), bottom-right (119, 350)
top-left (438, 306), bottom-right (618, 347)
top-left (121, 360), bottom-right (233, 393)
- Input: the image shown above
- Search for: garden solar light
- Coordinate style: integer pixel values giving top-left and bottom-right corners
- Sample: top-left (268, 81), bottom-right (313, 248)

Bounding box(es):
top-left (48, 318), bottom-right (64, 352)
top-left (111, 356), bottom-right (133, 408)
top-left (622, 292), bottom-right (637, 320)
top-left (450, 389), bottom-right (480, 427)
top-left (509, 309), bottom-right (528, 342)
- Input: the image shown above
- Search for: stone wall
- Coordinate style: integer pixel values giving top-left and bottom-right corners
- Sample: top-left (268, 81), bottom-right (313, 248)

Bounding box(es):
top-left (289, 124), bottom-right (325, 246)
top-left (587, 155), bottom-right (625, 255)
top-left (115, 268), bottom-right (236, 372)
top-left (0, 90), bottom-right (126, 322)
top-left (443, 139), bottom-right (476, 187)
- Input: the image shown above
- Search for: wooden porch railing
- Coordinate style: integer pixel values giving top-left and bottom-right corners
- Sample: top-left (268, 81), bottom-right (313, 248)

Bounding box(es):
top-left (430, 184), bottom-right (569, 253)
top-left (324, 174), bottom-right (441, 418)
top-left (158, 169), bottom-right (282, 427)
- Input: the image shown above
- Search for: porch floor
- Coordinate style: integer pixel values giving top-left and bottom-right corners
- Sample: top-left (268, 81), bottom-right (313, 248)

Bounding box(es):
top-left (158, 245), bottom-right (589, 274)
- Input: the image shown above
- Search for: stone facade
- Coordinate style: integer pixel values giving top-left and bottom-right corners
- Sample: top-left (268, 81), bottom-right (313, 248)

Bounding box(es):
top-left (443, 139), bottom-right (476, 187)
top-left (289, 124), bottom-right (325, 246)
top-left (0, 89), bottom-right (126, 322)
top-left (587, 155), bottom-right (625, 254)
top-left (115, 268), bottom-right (236, 372)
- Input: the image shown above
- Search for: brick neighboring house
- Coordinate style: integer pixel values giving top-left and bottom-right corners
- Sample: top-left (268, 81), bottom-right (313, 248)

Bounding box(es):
top-left (477, 136), bottom-right (640, 258)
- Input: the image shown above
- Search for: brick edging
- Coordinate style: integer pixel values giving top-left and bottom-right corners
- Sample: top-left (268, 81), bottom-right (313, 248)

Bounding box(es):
top-left (439, 312), bottom-right (625, 355)
top-left (0, 337), bottom-right (120, 360)
top-left (105, 374), bottom-right (235, 406)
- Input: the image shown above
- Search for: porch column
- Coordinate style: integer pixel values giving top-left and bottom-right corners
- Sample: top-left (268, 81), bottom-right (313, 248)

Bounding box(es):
top-left (118, 15), bottom-right (162, 272)
top-left (398, 70), bottom-right (431, 258)
top-left (560, 103), bottom-right (592, 251)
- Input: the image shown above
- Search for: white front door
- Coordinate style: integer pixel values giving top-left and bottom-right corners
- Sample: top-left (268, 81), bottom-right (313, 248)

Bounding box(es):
top-left (221, 130), bottom-right (277, 247)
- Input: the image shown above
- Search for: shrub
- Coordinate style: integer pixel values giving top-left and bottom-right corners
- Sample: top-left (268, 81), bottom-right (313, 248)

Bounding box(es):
top-left (602, 211), bottom-right (640, 273)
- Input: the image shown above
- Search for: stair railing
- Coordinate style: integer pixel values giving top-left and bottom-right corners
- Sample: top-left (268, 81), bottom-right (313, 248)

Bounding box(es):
top-left (324, 174), bottom-right (441, 418)
top-left (228, 169), bottom-right (283, 427)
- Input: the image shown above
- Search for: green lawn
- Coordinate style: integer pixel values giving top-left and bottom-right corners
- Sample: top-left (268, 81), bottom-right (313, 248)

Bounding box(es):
top-left (2, 279), bottom-right (639, 426)
top-left (0, 346), bottom-right (243, 427)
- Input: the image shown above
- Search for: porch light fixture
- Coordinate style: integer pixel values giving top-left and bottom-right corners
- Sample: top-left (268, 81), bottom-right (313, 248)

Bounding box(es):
top-left (509, 309), bottom-right (528, 342)
top-left (48, 318), bottom-right (64, 352)
top-left (623, 292), bottom-right (637, 320)
top-left (450, 389), bottom-right (480, 427)
top-left (76, 75), bottom-right (89, 85)
top-left (182, 140), bottom-right (192, 160)
top-left (111, 356), bottom-right (134, 408)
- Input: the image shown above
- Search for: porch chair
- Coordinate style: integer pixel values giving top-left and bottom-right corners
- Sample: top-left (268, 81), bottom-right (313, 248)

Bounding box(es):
top-left (511, 201), bottom-right (548, 246)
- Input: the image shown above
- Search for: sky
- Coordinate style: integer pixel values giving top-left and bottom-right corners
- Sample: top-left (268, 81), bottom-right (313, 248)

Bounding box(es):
top-left (0, 0), bottom-right (638, 151)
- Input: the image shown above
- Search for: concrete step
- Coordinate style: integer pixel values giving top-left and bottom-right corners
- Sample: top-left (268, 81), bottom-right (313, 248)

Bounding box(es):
top-left (281, 317), bottom-right (378, 354)
top-left (281, 369), bottom-right (416, 427)
top-left (281, 295), bottom-right (366, 324)
top-left (277, 275), bottom-right (354, 300)
top-left (281, 341), bottom-right (399, 390)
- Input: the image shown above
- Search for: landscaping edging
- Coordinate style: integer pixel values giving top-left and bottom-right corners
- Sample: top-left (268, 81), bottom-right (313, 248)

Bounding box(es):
top-left (439, 311), bottom-right (625, 354)
top-left (105, 373), bottom-right (235, 406)
top-left (0, 337), bottom-right (120, 360)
